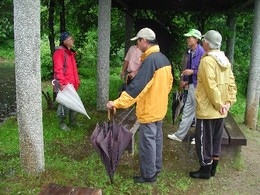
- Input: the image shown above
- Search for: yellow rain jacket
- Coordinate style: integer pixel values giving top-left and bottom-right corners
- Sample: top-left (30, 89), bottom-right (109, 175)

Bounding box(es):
top-left (113, 45), bottom-right (173, 123)
top-left (196, 50), bottom-right (237, 119)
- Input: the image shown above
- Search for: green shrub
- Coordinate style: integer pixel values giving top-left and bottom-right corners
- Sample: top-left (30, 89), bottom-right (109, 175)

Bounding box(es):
top-left (76, 29), bottom-right (98, 68)
top-left (41, 35), bottom-right (54, 80)
top-left (0, 39), bottom-right (14, 59)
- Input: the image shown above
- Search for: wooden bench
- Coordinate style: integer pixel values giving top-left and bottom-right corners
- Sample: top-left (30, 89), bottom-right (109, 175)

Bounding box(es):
top-left (39, 183), bottom-right (102, 195)
top-left (221, 113), bottom-right (247, 157)
top-left (114, 108), bottom-right (247, 157)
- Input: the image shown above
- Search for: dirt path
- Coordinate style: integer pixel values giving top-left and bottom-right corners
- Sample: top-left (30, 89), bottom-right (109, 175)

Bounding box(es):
top-left (0, 58), bottom-right (13, 63)
top-left (210, 126), bottom-right (260, 195)
top-left (162, 122), bottom-right (260, 195)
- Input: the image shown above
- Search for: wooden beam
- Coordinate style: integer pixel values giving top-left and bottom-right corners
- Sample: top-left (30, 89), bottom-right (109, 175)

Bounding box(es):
top-left (114, 0), bottom-right (130, 9)
top-left (230, 0), bottom-right (254, 11)
top-left (240, 0), bottom-right (255, 8)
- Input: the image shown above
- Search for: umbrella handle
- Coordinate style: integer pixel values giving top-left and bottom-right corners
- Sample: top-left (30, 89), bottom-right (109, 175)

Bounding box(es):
top-left (108, 108), bottom-right (116, 121)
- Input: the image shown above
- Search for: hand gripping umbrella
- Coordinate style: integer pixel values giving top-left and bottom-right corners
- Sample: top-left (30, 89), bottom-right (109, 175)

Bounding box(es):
top-left (55, 83), bottom-right (90, 119)
top-left (91, 108), bottom-right (133, 184)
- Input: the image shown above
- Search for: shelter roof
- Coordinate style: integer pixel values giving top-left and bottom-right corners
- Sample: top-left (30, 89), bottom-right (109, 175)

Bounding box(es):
top-left (112, 0), bottom-right (254, 12)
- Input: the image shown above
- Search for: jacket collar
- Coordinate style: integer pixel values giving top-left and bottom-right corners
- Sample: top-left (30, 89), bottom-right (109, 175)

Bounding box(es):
top-left (141, 45), bottom-right (160, 61)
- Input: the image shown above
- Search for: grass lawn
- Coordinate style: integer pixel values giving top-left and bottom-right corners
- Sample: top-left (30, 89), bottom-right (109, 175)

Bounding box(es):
top-left (0, 66), bottom-right (259, 194)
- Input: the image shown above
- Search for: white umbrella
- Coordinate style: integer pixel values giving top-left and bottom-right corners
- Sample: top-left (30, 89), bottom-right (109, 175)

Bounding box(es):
top-left (55, 83), bottom-right (90, 119)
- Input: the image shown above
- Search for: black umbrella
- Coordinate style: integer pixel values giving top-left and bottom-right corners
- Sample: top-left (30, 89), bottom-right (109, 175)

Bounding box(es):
top-left (171, 90), bottom-right (187, 124)
top-left (91, 109), bottom-right (133, 184)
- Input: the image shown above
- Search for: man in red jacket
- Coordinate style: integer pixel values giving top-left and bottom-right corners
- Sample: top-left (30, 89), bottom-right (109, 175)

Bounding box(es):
top-left (53, 32), bottom-right (80, 130)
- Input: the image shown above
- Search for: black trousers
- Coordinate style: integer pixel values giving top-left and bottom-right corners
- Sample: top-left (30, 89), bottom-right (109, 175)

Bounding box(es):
top-left (195, 118), bottom-right (224, 166)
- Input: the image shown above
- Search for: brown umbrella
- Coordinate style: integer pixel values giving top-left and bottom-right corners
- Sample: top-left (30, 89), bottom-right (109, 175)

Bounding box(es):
top-left (91, 109), bottom-right (133, 184)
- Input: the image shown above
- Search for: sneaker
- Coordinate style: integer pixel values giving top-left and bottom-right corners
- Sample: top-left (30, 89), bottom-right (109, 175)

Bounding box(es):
top-left (167, 134), bottom-right (182, 142)
top-left (191, 138), bottom-right (195, 145)
top-left (191, 121), bottom-right (196, 127)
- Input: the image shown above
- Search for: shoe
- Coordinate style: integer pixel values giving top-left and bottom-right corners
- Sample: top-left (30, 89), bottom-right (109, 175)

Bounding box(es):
top-left (191, 138), bottom-right (195, 145)
top-left (133, 175), bottom-right (156, 183)
top-left (211, 160), bottom-right (219, 176)
top-left (189, 165), bottom-right (211, 179)
top-left (155, 171), bottom-right (161, 177)
top-left (60, 122), bottom-right (70, 131)
top-left (191, 121), bottom-right (196, 127)
top-left (133, 171), bottom-right (160, 180)
top-left (167, 134), bottom-right (182, 142)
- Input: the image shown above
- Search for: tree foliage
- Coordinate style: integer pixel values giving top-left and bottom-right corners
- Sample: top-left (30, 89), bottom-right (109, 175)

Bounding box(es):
top-left (0, 0), bottom-right (13, 42)
top-left (0, 0), bottom-right (254, 97)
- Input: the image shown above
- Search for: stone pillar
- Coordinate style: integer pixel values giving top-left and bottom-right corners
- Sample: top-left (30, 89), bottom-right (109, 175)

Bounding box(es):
top-left (13, 0), bottom-right (45, 173)
top-left (245, 0), bottom-right (260, 130)
top-left (97, 0), bottom-right (111, 111)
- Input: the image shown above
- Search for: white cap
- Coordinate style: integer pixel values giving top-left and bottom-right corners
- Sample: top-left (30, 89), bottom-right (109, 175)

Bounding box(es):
top-left (130, 28), bottom-right (156, 41)
top-left (202, 30), bottom-right (222, 48)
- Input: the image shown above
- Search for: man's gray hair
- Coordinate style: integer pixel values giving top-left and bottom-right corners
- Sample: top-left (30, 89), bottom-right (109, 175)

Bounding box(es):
top-left (205, 40), bottom-right (221, 50)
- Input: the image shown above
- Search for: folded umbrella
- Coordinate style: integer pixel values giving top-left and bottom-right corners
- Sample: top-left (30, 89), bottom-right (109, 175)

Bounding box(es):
top-left (91, 109), bottom-right (133, 184)
top-left (55, 83), bottom-right (90, 119)
top-left (172, 90), bottom-right (187, 124)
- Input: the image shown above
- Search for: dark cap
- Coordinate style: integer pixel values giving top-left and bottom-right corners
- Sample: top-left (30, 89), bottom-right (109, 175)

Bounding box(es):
top-left (60, 32), bottom-right (71, 43)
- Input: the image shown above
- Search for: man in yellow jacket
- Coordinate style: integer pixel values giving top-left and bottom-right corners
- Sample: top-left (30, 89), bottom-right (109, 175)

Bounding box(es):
top-left (189, 30), bottom-right (237, 179)
top-left (107, 28), bottom-right (173, 183)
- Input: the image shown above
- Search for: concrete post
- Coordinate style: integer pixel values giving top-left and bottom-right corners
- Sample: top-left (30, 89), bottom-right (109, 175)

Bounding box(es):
top-left (13, 0), bottom-right (45, 173)
top-left (97, 0), bottom-right (111, 111)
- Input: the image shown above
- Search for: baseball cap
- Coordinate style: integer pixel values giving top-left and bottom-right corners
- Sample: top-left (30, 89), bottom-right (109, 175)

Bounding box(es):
top-left (130, 28), bottom-right (156, 41)
top-left (202, 30), bottom-right (222, 48)
top-left (60, 32), bottom-right (71, 43)
top-left (184, 29), bottom-right (202, 40)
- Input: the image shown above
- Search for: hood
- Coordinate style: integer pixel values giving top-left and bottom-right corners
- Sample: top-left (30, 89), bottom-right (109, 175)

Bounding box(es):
top-left (207, 51), bottom-right (231, 70)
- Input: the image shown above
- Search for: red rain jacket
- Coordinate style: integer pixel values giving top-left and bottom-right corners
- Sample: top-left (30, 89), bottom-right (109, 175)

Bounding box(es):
top-left (53, 46), bottom-right (80, 91)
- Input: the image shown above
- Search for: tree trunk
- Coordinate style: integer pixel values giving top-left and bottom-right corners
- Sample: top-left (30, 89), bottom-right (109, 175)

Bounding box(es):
top-left (245, 0), bottom-right (260, 130)
top-left (124, 11), bottom-right (134, 56)
top-left (226, 13), bottom-right (236, 68)
top-left (96, 0), bottom-right (111, 111)
top-left (59, 0), bottom-right (66, 32)
top-left (48, 0), bottom-right (55, 55)
top-left (13, 0), bottom-right (45, 173)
